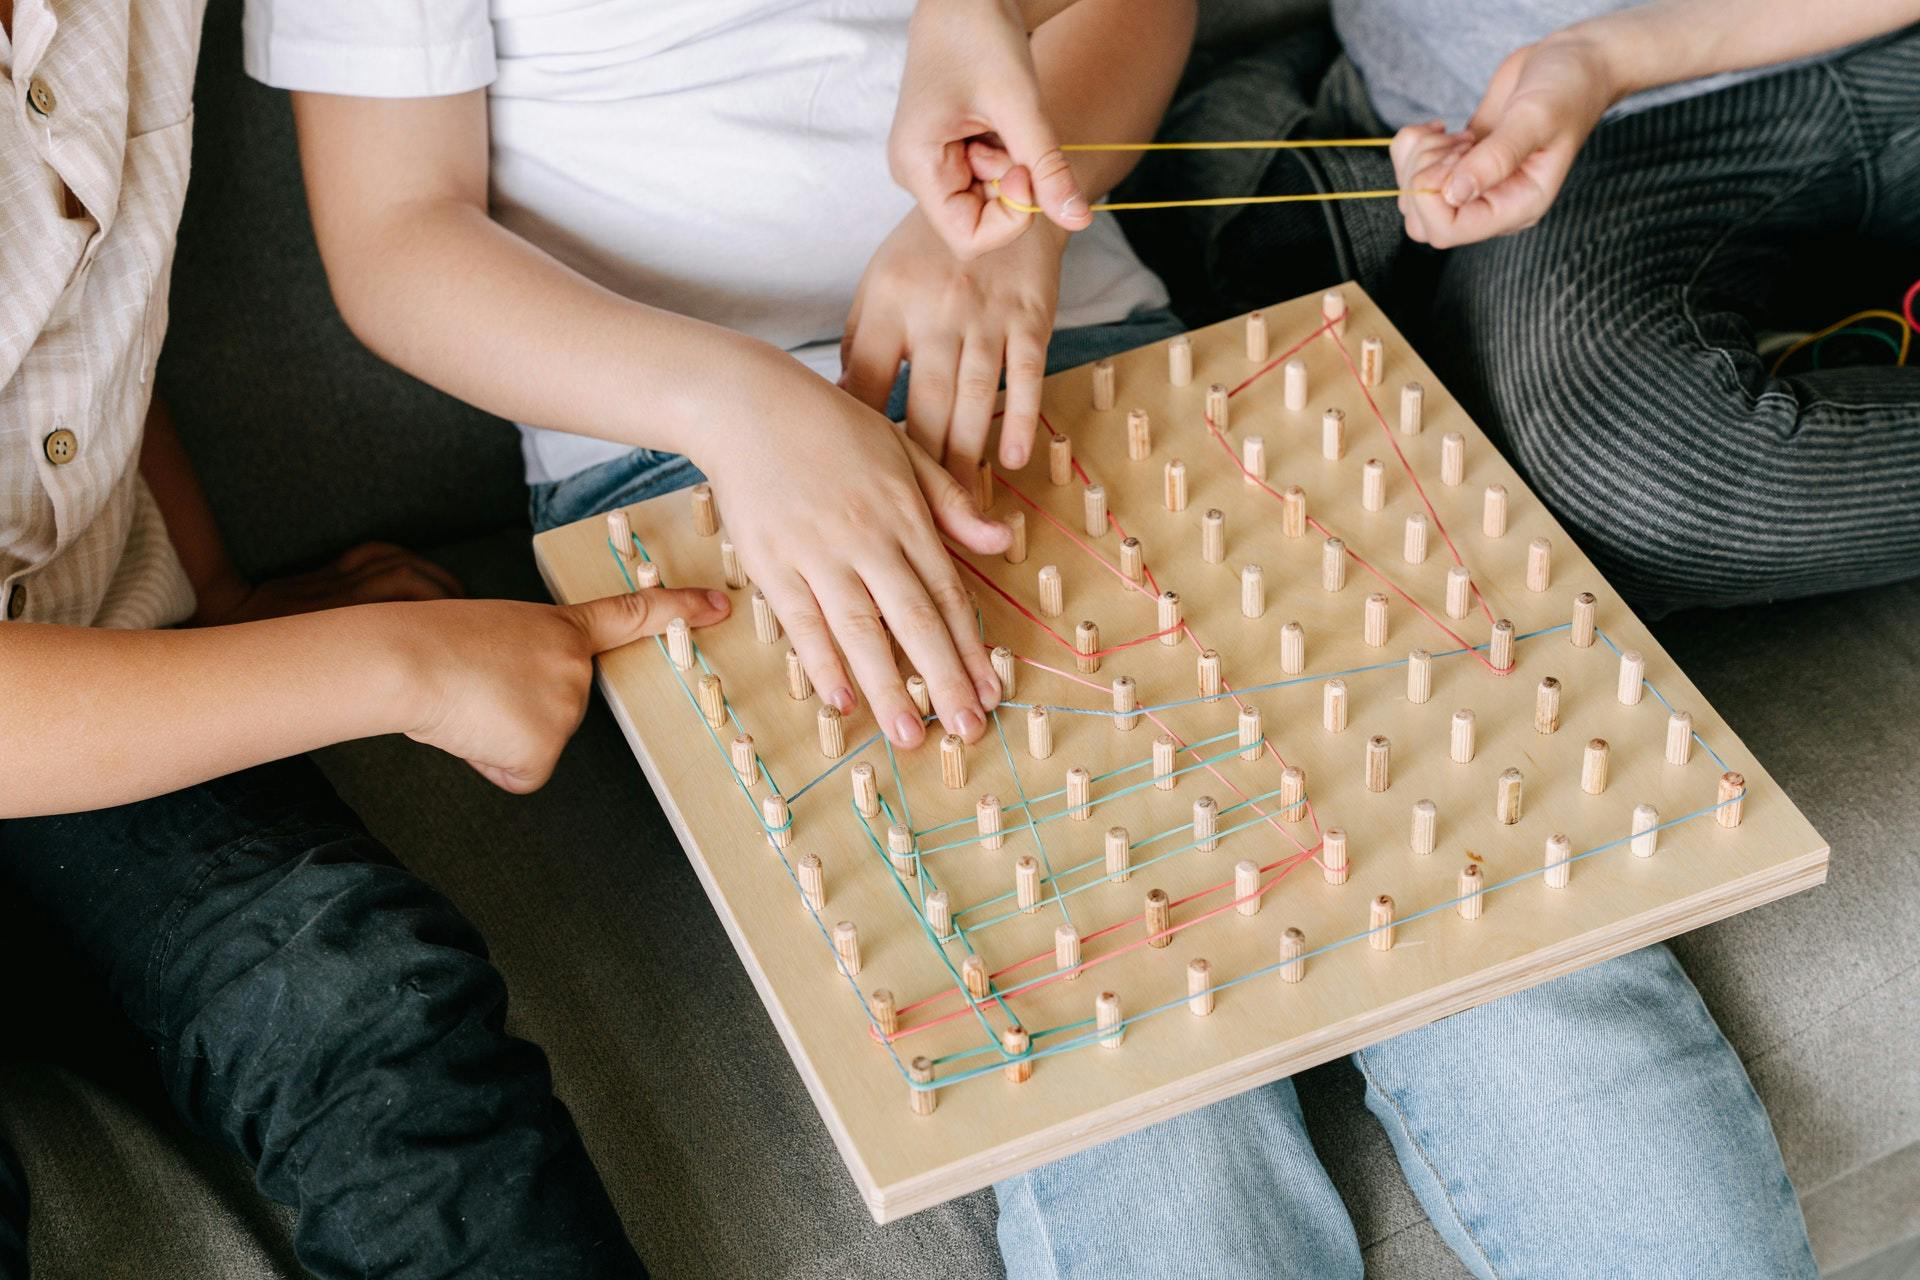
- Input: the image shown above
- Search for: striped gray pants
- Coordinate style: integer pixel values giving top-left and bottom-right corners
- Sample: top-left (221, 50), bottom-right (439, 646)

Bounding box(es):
top-left (1131, 25), bottom-right (1920, 617)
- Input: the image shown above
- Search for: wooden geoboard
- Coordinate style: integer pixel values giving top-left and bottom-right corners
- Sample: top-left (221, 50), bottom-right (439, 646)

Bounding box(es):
top-left (532, 284), bottom-right (1828, 1222)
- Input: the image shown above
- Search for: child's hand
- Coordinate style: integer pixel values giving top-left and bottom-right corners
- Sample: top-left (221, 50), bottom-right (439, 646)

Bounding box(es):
top-left (698, 372), bottom-right (1010, 750)
top-left (1391, 35), bottom-right (1616, 248)
top-left (190, 541), bottom-right (464, 626)
top-left (841, 208), bottom-right (1063, 479)
top-left (403, 588), bottom-right (730, 793)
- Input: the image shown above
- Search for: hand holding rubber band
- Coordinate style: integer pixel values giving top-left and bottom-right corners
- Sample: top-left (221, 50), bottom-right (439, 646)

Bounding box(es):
top-left (988, 139), bottom-right (1438, 214)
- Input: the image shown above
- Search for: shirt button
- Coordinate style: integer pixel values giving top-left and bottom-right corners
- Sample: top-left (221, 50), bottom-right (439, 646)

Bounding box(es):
top-left (6, 585), bottom-right (24, 619)
top-left (43, 428), bottom-right (77, 465)
top-left (27, 78), bottom-right (56, 116)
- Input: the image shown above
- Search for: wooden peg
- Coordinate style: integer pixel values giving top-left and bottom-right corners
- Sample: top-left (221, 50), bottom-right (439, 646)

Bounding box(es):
top-left (1049, 432), bottom-right (1072, 486)
top-left (991, 645), bottom-right (1016, 701)
top-left (1482, 485), bottom-right (1508, 538)
top-left (1197, 649), bottom-right (1222, 702)
top-left (763, 794), bottom-right (792, 849)
top-left (1322, 408), bottom-right (1346, 461)
top-left (1168, 334), bottom-right (1193, 387)
top-left (818, 705), bottom-right (846, 758)
top-left (1360, 336), bottom-right (1384, 386)
top-left (1246, 310), bottom-right (1269, 362)
top-left (697, 673), bottom-right (726, 728)
top-left (1280, 927), bottom-right (1308, 982)
top-left (973, 459), bottom-right (993, 513)
top-left (1366, 736), bottom-right (1391, 792)
top-left (1280, 620), bottom-right (1306, 674)
top-left (1074, 620), bottom-right (1101, 674)
top-left (1153, 735), bottom-right (1177, 790)
top-left (1400, 382), bottom-right (1425, 435)
top-left (940, 733), bottom-right (967, 789)
top-left (1280, 765), bottom-right (1307, 819)
top-left (1496, 768), bottom-right (1523, 825)
top-left (1092, 358), bottom-right (1116, 411)
top-left (1055, 924), bottom-right (1081, 976)
top-left (731, 733), bottom-right (760, 785)
top-left (833, 920), bottom-right (862, 976)
top-left (925, 888), bottom-right (952, 938)
top-left (1323, 537), bottom-right (1347, 591)
top-left (786, 649), bottom-right (813, 701)
top-left (1193, 796), bottom-right (1219, 851)
top-left (1241, 563), bottom-right (1266, 618)
top-left (1144, 888), bottom-right (1172, 947)
top-left (1027, 705), bottom-right (1053, 759)
top-left (962, 955), bottom-right (989, 1000)
top-left (1158, 590), bottom-right (1183, 646)
top-left (1282, 485), bottom-right (1307, 537)
top-left (1544, 834), bottom-right (1572, 889)
top-left (1200, 508), bottom-right (1225, 563)
top-left (1526, 538), bottom-right (1552, 592)
top-left (607, 509), bottom-right (634, 562)
top-left (1002, 1024), bottom-right (1033, 1083)
top-left (851, 762), bottom-right (880, 819)
top-left (1324, 679), bottom-right (1349, 732)
top-left (1441, 432), bottom-right (1465, 486)
top-left (1458, 864), bottom-right (1484, 920)
top-left (1490, 618), bottom-right (1515, 673)
top-left (1364, 593), bottom-right (1389, 647)
top-left (1445, 566), bottom-right (1472, 619)
top-left (1323, 828), bottom-right (1350, 884)
top-left (1535, 677), bottom-right (1561, 734)
top-left (751, 589), bottom-right (781, 643)
top-left (1037, 564), bottom-right (1063, 618)
top-left (1068, 766), bottom-right (1093, 820)
top-left (1666, 710), bottom-right (1693, 765)
top-left (1111, 676), bottom-right (1140, 731)
top-left (1235, 860), bottom-right (1262, 917)
top-left (1242, 435), bottom-right (1267, 485)
top-left (1237, 707), bottom-right (1262, 760)
top-left (1321, 289), bottom-right (1348, 336)
top-left (1617, 649), bottom-right (1645, 705)
top-left (1163, 459), bottom-right (1188, 512)
top-left (719, 537), bottom-right (748, 590)
top-left (690, 483), bottom-right (719, 537)
top-left (1403, 513), bottom-right (1430, 564)
top-left (1082, 484), bottom-right (1107, 537)
top-left (871, 988), bottom-right (898, 1038)
top-left (1188, 958), bottom-right (1215, 1016)
top-left (1450, 708), bottom-right (1477, 763)
top-left (1631, 803), bottom-right (1659, 858)
top-left (1097, 991), bottom-right (1125, 1048)
top-left (1716, 772), bottom-right (1746, 827)
top-left (907, 676), bottom-right (936, 722)
top-left (1124, 407), bottom-right (1152, 461)
top-left (908, 1057), bottom-right (937, 1116)
top-left (798, 852), bottom-right (826, 913)
top-left (1361, 458), bottom-right (1385, 511)
top-left (1004, 510), bottom-right (1027, 565)
top-left (1407, 649), bottom-right (1432, 704)
top-left (666, 617), bottom-right (694, 670)
top-left (1206, 383), bottom-right (1230, 432)
top-left (634, 560), bottom-right (662, 589)
top-left (1582, 738), bottom-right (1610, 795)
top-left (1571, 592), bottom-right (1597, 648)
top-left (886, 823), bottom-right (916, 877)
top-left (1370, 895), bottom-right (1396, 950)
top-left (1104, 826), bottom-right (1131, 882)
top-left (1016, 856), bottom-right (1042, 914)
top-left (1411, 798), bottom-right (1437, 854)
top-left (1284, 358), bottom-right (1308, 411)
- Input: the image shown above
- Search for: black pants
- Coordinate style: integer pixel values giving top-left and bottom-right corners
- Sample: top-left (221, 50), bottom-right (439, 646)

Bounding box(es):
top-left (0, 757), bottom-right (644, 1279)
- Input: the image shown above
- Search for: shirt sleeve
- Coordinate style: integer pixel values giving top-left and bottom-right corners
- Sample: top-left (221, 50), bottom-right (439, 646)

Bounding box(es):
top-left (243, 0), bottom-right (497, 98)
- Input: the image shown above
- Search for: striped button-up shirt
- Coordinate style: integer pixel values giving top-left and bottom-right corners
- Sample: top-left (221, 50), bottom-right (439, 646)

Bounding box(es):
top-left (1, 0), bottom-right (203, 630)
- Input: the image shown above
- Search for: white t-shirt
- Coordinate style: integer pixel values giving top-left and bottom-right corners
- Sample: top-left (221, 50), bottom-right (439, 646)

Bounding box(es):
top-left (243, 0), bottom-right (1170, 485)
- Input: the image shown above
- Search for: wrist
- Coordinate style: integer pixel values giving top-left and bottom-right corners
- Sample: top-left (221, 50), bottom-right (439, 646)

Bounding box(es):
top-left (1553, 9), bottom-right (1677, 104)
top-left (356, 602), bottom-right (450, 740)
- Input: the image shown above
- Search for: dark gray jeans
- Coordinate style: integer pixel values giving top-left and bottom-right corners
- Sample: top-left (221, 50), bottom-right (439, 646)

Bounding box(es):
top-left (1125, 24), bottom-right (1920, 616)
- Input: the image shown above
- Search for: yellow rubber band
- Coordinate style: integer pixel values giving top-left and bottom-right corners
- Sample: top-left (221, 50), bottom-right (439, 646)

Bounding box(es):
top-left (993, 137), bottom-right (1421, 213)
top-left (1768, 308), bottom-right (1913, 374)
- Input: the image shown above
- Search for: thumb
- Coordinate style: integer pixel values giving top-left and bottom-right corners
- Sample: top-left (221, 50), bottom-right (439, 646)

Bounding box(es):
top-left (1443, 102), bottom-right (1553, 208)
top-left (992, 98), bottom-right (1088, 231)
top-left (904, 435), bottom-right (1011, 556)
top-left (563, 586), bottom-right (732, 653)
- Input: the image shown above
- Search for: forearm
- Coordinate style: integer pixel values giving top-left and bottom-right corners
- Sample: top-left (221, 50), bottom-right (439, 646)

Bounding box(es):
top-left (1029, 0), bottom-right (1197, 198)
top-left (0, 609), bottom-right (415, 817)
top-left (1568, 0), bottom-right (1920, 100)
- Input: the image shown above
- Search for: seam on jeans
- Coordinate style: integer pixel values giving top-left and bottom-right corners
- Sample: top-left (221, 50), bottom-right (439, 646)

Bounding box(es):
top-left (144, 833), bottom-right (261, 1036)
top-left (1353, 1050), bottom-right (1506, 1280)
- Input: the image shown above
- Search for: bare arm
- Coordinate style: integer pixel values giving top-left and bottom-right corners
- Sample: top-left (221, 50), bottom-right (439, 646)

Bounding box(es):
top-left (1594, 0), bottom-right (1920, 95)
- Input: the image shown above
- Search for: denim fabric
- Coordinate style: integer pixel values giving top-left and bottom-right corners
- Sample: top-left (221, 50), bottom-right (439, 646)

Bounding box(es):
top-left (528, 308), bottom-right (1186, 534)
top-left (0, 758), bottom-right (644, 1280)
top-left (996, 945), bottom-right (1817, 1279)
top-left (0, 1138), bottom-right (22, 1280)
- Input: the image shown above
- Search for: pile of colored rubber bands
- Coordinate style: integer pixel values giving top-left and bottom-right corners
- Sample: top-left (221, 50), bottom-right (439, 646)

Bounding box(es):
top-left (1769, 276), bottom-right (1920, 374)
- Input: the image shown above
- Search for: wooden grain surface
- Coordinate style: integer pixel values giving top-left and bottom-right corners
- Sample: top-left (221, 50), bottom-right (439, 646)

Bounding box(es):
top-left (533, 285), bottom-right (1828, 1222)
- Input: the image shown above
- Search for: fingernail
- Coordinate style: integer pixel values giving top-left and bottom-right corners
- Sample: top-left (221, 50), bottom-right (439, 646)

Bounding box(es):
top-left (954, 707), bottom-right (984, 740)
top-left (894, 713), bottom-right (926, 746)
top-left (1444, 174), bottom-right (1477, 207)
top-left (977, 675), bottom-right (1001, 707)
top-left (828, 687), bottom-right (855, 714)
top-left (706, 590), bottom-right (731, 611)
top-left (1059, 195), bottom-right (1087, 221)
